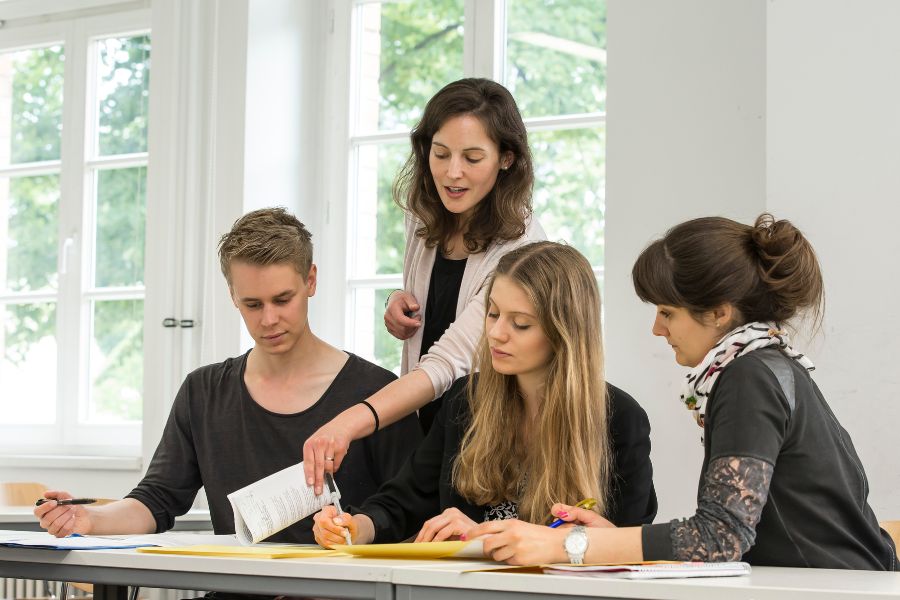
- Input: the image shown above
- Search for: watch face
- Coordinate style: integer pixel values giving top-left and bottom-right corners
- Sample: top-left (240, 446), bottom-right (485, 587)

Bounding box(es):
top-left (565, 531), bottom-right (589, 554)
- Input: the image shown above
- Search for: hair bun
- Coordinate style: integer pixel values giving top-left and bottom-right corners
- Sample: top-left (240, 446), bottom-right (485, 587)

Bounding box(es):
top-left (749, 213), bottom-right (823, 321)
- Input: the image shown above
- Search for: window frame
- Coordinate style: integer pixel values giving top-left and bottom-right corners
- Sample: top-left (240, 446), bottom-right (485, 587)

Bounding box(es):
top-left (0, 9), bottom-right (151, 457)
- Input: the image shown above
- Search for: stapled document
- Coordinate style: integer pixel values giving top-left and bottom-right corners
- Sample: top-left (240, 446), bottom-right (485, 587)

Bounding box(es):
top-left (227, 461), bottom-right (339, 545)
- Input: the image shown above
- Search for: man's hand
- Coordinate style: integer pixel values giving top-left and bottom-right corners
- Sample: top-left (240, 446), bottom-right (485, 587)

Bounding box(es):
top-left (33, 490), bottom-right (93, 538)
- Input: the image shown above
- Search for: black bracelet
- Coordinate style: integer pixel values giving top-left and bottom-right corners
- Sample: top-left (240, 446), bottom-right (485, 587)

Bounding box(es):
top-left (360, 399), bottom-right (380, 433)
top-left (384, 289), bottom-right (402, 310)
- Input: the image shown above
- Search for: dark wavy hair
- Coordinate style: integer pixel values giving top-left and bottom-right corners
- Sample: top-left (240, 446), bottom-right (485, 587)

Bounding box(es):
top-left (393, 78), bottom-right (533, 253)
top-left (632, 213), bottom-right (824, 328)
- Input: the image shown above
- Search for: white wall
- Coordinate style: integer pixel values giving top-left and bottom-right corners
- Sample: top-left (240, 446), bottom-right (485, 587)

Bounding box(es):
top-left (766, 0), bottom-right (900, 518)
top-left (608, 0), bottom-right (899, 521)
top-left (606, 0), bottom-right (767, 519)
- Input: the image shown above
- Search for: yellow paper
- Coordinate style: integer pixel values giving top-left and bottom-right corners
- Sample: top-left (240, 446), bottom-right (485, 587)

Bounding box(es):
top-left (137, 544), bottom-right (343, 559)
top-left (333, 540), bottom-right (485, 560)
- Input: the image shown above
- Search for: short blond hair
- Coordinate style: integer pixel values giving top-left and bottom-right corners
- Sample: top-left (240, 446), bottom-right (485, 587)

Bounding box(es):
top-left (217, 207), bottom-right (313, 286)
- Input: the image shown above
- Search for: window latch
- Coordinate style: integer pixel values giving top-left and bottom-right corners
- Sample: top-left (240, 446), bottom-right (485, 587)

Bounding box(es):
top-left (162, 318), bottom-right (196, 328)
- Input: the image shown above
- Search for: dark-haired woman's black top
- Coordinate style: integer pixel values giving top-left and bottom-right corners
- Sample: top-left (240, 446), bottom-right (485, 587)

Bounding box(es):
top-left (641, 348), bottom-right (897, 570)
top-left (358, 376), bottom-right (658, 542)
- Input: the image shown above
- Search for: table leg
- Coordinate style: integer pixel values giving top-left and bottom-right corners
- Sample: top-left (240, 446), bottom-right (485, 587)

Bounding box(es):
top-left (92, 583), bottom-right (129, 600)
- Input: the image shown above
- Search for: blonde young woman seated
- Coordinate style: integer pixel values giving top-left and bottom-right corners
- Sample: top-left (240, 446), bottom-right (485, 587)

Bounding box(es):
top-left (313, 242), bottom-right (657, 561)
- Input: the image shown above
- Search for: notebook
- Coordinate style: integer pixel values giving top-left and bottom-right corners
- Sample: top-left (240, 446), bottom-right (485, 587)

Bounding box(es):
top-left (543, 561), bottom-right (751, 579)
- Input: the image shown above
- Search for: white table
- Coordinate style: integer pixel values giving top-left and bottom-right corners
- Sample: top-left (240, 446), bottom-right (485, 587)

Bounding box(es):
top-left (392, 561), bottom-right (900, 600)
top-left (0, 540), bottom-right (482, 600)
top-left (0, 507), bottom-right (212, 532)
top-left (1, 536), bottom-right (899, 600)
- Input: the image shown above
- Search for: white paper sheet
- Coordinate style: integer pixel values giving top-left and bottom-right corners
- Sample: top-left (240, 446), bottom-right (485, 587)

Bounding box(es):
top-left (227, 461), bottom-right (337, 545)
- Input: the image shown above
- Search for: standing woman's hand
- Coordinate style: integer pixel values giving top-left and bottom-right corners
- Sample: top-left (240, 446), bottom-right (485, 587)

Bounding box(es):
top-left (302, 414), bottom-right (355, 495)
top-left (384, 290), bottom-right (422, 340)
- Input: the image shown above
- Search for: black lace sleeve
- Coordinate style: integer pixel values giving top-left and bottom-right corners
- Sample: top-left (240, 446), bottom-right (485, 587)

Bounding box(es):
top-left (669, 455), bottom-right (773, 562)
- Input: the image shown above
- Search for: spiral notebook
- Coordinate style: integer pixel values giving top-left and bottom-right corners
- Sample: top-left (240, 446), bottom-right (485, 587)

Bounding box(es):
top-left (542, 561), bottom-right (751, 579)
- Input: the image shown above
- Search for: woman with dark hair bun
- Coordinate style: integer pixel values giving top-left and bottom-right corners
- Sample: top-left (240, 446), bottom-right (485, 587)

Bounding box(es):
top-left (586, 212), bottom-right (894, 570)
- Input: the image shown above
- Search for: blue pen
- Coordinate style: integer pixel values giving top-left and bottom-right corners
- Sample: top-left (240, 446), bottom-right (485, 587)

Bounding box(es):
top-left (548, 498), bottom-right (597, 528)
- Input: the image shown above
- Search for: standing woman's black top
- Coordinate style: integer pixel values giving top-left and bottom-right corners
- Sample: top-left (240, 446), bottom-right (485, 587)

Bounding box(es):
top-left (358, 375), bottom-right (658, 542)
top-left (642, 348), bottom-right (897, 570)
top-left (417, 253), bottom-right (468, 434)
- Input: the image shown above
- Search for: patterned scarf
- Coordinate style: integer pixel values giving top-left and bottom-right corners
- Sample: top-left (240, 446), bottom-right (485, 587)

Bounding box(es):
top-left (681, 321), bottom-right (815, 426)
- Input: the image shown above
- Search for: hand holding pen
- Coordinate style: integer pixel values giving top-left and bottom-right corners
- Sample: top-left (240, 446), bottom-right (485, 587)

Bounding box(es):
top-left (324, 473), bottom-right (353, 546)
top-left (547, 498), bottom-right (614, 529)
top-left (33, 491), bottom-right (96, 538)
top-left (35, 498), bottom-right (97, 506)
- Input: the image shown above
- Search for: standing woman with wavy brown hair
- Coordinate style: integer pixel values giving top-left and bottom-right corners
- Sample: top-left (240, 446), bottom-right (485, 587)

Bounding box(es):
top-left (312, 242), bottom-right (656, 550)
top-left (463, 214), bottom-right (897, 568)
top-left (303, 78), bottom-right (545, 495)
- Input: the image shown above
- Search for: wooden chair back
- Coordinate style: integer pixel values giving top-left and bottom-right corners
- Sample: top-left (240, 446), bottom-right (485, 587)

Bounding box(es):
top-left (0, 481), bottom-right (47, 506)
top-left (882, 520), bottom-right (900, 549)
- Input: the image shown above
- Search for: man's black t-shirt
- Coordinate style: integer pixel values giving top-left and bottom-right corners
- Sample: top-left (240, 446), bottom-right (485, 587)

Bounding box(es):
top-left (127, 352), bottom-right (423, 543)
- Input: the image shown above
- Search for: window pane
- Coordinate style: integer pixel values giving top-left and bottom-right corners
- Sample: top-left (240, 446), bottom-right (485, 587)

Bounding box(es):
top-left (352, 142), bottom-right (408, 277)
top-left (0, 302), bottom-right (57, 424)
top-left (505, 0), bottom-right (606, 117)
top-left (357, 0), bottom-right (464, 132)
top-left (0, 45), bottom-right (64, 164)
top-left (96, 35), bottom-right (150, 156)
top-left (531, 126), bottom-right (605, 266)
top-left (351, 287), bottom-right (402, 374)
top-left (88, 299), bottom-right (142, 423)
top-left (94, 167), bottom-right (146, 287)
top-left (1, 174), bottom-right (60, 293)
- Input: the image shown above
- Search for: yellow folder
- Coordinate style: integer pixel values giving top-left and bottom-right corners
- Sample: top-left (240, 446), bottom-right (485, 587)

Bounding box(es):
top-left (333, 540), bottom-right (485, 559)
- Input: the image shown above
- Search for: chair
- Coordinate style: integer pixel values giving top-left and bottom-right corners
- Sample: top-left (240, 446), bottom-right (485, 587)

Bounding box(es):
top-left (1, 482), bottom-right (137, 600)
top-left (0, 482), bottom-right (48, 506)
top-left (882, 520), bottom-right (900, 549)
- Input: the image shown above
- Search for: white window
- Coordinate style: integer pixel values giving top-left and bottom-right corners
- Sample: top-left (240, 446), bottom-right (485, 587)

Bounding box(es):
top-left (341, 0), bottom-right (606, 371)
top-left (0, 10), bottom-right (150, 456)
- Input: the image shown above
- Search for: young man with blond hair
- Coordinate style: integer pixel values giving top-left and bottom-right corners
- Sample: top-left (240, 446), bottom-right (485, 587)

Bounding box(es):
top-left (35, 208), bottom-right (421, 543)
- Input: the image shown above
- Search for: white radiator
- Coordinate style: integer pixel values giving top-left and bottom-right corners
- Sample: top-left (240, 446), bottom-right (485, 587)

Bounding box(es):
top-left (0, 580), bottom-right (202, 600)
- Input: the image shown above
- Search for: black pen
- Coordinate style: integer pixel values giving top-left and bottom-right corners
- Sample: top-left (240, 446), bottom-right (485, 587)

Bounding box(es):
top-left (35, 498), bottom-right (97, 507)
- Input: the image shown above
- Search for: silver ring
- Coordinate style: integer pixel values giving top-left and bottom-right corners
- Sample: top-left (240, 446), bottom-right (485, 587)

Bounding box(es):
top-left (325, 457), bottom-right (334, 461)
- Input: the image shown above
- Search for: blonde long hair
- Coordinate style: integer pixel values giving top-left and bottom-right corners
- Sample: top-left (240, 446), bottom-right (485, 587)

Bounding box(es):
top-left (452, 241), bottom-right (610, 523)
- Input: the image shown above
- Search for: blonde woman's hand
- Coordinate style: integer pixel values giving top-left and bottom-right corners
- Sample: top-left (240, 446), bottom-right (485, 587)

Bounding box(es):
top-left (464, 519), bottom-right (568, 565)
top-left (415, 507), bottom-right (478, 542)
top-left (312, 506), bottom-right (360, 547)
top-left (384, 290), bottom-right (422, 340)
top-left (549, 502), bottom-right (615, 528)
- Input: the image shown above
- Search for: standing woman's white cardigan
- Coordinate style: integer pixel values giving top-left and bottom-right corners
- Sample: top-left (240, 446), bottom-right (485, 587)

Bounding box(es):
top-left (401, 213), bottom-right (546, 400)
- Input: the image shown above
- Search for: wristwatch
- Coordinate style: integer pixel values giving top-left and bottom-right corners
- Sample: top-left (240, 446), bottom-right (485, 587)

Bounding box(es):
top-left (564, 525), bottom-right (589, 564)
